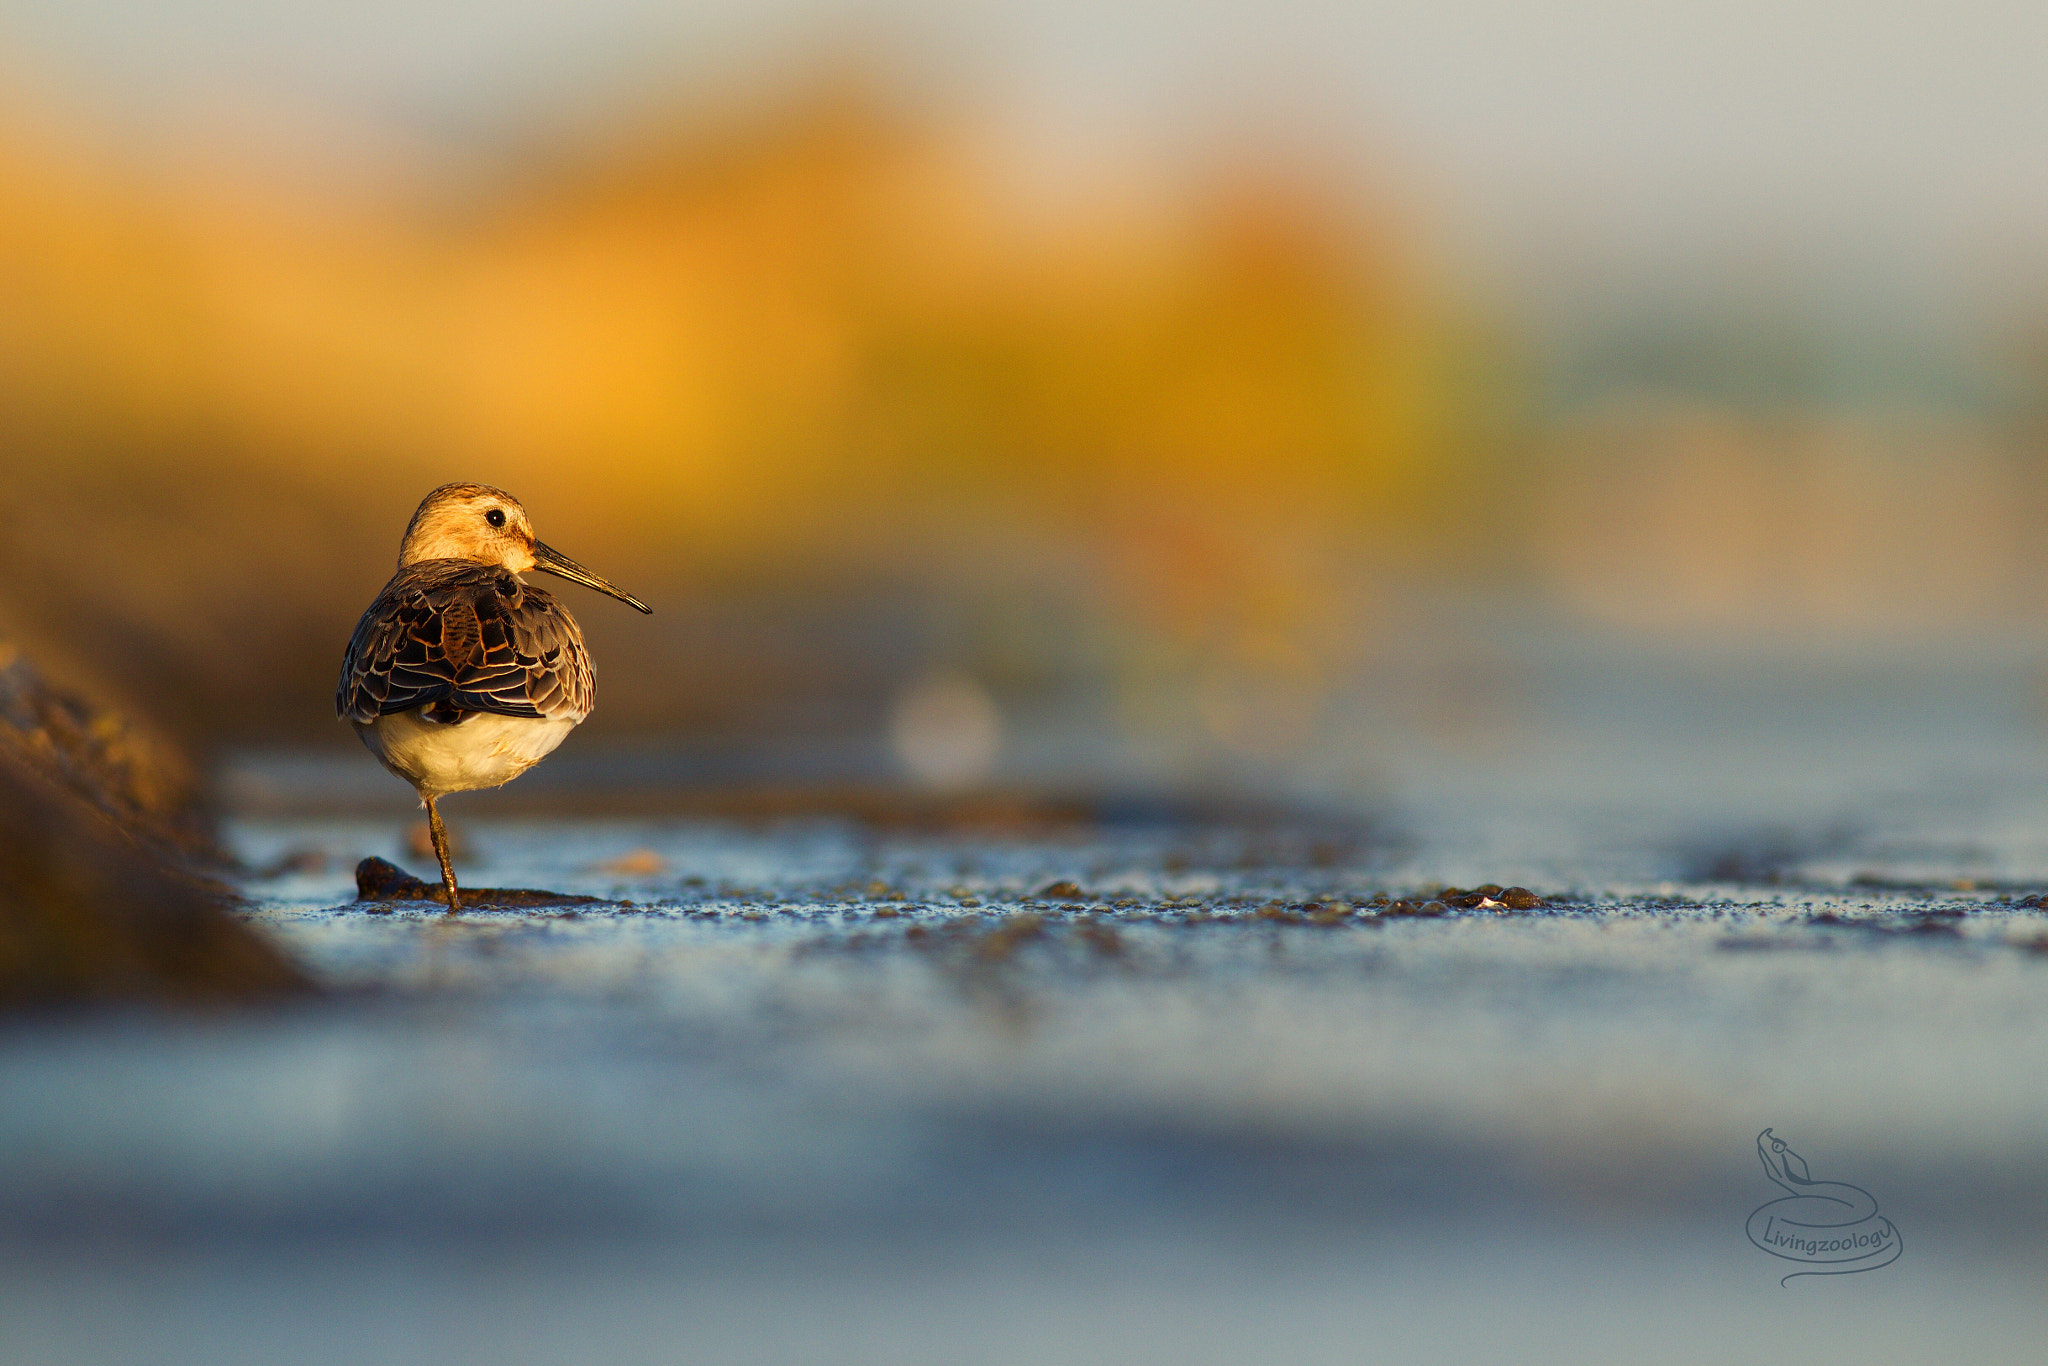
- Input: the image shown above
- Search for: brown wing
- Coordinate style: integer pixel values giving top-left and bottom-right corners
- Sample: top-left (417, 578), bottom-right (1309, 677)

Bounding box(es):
top-left (336, 562), bottom-right (594, 724)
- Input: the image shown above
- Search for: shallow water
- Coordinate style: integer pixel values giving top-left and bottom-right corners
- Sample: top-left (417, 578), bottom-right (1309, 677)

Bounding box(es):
top-left (8, 632), bottom-right (2048, 1363)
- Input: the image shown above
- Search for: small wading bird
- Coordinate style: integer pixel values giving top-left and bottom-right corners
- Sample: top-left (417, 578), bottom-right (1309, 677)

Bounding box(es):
top-left (338, 484), bottom-right (651, 911)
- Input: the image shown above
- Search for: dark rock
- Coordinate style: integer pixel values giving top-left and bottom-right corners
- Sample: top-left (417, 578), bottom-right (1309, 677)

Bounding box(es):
top-left (1074, 921), bottom-right (1124, 955)
top-left (1038, 880), bottom-right (1084, 899)
top-left (253, 848), bottom-right (328, 879)
top-left (944, 913), bottom-right (1045, 963)
top-left (1904, 916), bottom-right (1962, 937)
top-left (1806, 910), bottom-right (1964, 939)
top-left (352, 857), bottom-right (604, 909)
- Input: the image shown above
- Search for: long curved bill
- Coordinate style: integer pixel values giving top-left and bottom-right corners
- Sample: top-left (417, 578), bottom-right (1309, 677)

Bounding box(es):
top-left (532, 542), bottom-right (653, 613)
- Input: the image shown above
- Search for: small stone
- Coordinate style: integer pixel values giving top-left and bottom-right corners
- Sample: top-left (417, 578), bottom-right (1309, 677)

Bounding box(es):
top-left (406, 819), bottom-right (473, 863)
top-left (973, 914), bottom-right (1047, 961)
top-left (254, 847), bottom-right (328, 879)
top-left (592, 848), bottom-right (666, 877)
top-left (1501, 887), bottom-right (1544, 910)
top-left (1075, 922), bottom-right (1124, 955)
top-left (1039, 880), bottom-right (1084, 899)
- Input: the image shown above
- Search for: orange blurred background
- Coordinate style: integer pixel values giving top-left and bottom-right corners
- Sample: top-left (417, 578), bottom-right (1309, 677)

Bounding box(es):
top-left (4, 5), bottom-right (2048, 785)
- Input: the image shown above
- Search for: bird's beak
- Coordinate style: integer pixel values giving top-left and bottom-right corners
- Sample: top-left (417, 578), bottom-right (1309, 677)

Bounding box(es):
top-left (531, 542), bottom-right (653, 613)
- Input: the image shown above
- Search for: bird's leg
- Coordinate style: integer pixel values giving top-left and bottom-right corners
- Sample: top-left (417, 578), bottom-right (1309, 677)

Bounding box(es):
top-left (423, 794), bottom-right (460, 913)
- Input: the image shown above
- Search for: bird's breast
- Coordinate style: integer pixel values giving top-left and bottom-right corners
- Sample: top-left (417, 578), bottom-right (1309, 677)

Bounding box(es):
top-left (354, 708), bottom-right (580, 797)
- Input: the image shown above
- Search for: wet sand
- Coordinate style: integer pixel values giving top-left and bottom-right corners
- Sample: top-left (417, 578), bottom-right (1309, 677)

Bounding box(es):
top-left (6, 633), bottom-right (2048, 1363)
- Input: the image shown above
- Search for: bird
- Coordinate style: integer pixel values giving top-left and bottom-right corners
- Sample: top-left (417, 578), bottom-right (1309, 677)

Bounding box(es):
top-left (337, 483), bottom-right (651, 911)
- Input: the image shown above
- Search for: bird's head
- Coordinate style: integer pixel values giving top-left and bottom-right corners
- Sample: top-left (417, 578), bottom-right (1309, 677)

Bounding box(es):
top-left (396, 483), bottom-right (652, 613)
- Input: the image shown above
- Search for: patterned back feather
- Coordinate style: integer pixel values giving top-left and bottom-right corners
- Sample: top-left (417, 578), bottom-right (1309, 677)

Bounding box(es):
top-left (337, 562), bottom-right (595, 724)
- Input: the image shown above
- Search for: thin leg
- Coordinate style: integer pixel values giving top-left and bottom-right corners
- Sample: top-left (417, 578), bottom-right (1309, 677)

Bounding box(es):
top-left (424, 793), bottom-right (460, 913)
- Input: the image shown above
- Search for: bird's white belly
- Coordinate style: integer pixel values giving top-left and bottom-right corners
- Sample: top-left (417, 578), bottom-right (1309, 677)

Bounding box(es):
top-left (355, 709), bottom-right (579, 797)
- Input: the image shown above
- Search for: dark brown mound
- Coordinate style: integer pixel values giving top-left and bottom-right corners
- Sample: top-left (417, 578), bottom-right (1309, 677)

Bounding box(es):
top-left (0, 735), bottom-right (308, 1008)
top-left (353, 857), bottom-right (605, 909)
top-left (0, 644), bottom-right (218, 866)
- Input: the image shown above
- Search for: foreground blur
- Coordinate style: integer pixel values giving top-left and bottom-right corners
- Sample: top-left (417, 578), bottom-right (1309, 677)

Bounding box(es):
top-left (13, 635), bottom-right (2048, 1363)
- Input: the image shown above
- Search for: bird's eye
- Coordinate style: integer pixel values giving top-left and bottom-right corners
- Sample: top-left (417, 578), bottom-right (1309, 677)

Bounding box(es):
top-left (485, 509), bottom-right (507, 528)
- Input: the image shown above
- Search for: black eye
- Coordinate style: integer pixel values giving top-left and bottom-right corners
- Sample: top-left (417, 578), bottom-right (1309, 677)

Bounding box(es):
top-left (485, 509), bottom-right (506, 528)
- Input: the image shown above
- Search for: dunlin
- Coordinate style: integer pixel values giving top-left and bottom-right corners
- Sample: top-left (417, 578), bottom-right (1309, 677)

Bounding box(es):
top-left (337, 484), bottom-right (650, 910)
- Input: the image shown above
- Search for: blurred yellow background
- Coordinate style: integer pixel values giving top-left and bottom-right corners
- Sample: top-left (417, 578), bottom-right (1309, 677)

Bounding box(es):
top-left (4, 3), bottom-right (2047, 778)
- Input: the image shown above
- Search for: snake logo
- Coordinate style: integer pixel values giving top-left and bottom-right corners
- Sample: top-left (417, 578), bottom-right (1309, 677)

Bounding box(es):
top-left (1746, 1128), bottom-right (1902, 1285)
